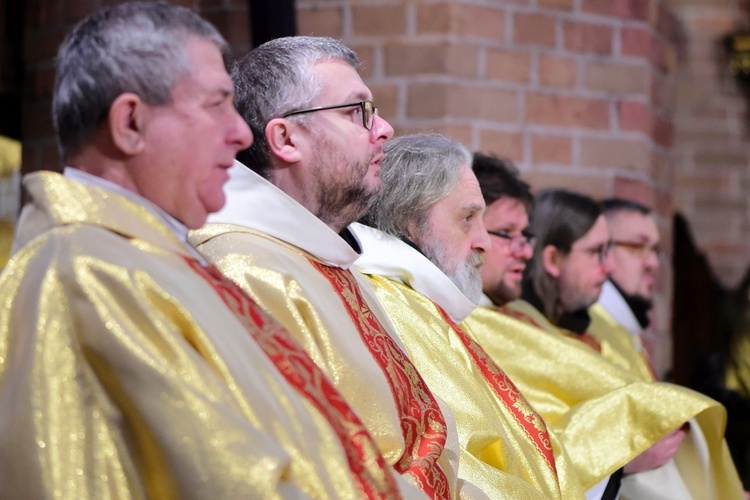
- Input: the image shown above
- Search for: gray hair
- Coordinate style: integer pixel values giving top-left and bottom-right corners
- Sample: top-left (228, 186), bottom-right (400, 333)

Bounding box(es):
top-left (53, 1), bottom-right (229, 160)
top-left (365, 133), bottom-right (472, 240)
top-left (230, 36), bottom-right (361, 178)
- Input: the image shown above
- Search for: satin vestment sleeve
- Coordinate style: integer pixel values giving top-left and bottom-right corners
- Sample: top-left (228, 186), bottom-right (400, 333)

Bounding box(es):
top-left (504, 298), bottom-right (746, 500)
top-left (363, 274), bottom-right (589, 500)
top-left (0, 172), bottom-right (402, 500)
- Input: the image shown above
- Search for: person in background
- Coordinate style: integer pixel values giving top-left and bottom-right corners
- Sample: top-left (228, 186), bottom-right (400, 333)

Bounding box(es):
top-left (355, 133), bottom-right (587, 499)
top-left (192, 36), bottom-right (469, 499)
top-left (504, 187), bottom-right (746, 499)
top-left (0, 3), bottom-right (406, 498)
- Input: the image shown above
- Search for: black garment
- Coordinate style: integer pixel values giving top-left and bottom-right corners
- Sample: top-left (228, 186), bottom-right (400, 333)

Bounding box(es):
top-left (610, 279), bottom-right (652, 329)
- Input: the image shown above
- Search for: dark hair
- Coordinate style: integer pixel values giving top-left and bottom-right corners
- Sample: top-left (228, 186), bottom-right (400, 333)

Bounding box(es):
top-left (601, 198), bottom-right (652, 217)
top-left (524, 188), bottom-right (602, 318)
top-left (472, 152), bottom-right (534, 211)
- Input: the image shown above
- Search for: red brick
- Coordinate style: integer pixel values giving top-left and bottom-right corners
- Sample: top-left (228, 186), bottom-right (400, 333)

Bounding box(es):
top-left (514, 12), bottom-right (557, 47)
top-left (202, 10), bottom-right (250, 49)
top-left (385, 43), bottom-right (478, 78)
top-left (651, 113), bottom-right (673, 147)
top-left (612, 177), bottom-right (656, 207)
top-left (538, 0), bottom-right (574, 9)
top-left (486, 49), bottom-right (532, 83)
top-left (447, 86), bottom-right (519, 122)
top-left (524, 171), bottom-right (609, 199)
top-left (582, 0), bottom-right (653, 21)
top-left (352, 5), bottom-right (407, 37)
top-left (297, 7), bottom-right (344, 38)
top-left (417, 3), bottom-right (505, 40)
top-left (478, 129), bottom-right (524, 163)
top-left (618, 100), bottom-right (651, 134)
top-left (407, 83), bottom-right (449, 119)
top-left (621, 26), bottom-right (652, 58)
top-left (564, 21), bottom-right (614, 54)
top-left (584, 61), bottom-right (650, 93)
top-left (526, 93), bottom-right (610, 129)
top-left (531, 134), bottom-right (572, 164)
top-left (580, 136), bottom-right (651, 171)
top-left (538, 53), bottom-right (577, 87)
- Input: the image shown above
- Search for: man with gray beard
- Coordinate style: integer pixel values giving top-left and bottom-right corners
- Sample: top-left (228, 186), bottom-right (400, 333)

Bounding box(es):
top-left (354, 133), bottom-right (586, 499)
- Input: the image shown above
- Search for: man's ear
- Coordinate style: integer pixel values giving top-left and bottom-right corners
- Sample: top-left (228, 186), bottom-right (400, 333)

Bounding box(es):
top-left (108, 93), bottom-right (146, 156)
top-left (265, 118), bottom-right (303, 164)
top-left (542, 245), bottom-right (563, 278)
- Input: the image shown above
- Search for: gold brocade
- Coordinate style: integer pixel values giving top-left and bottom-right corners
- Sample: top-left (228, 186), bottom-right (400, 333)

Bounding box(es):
top-left (588, 303), bottom-right (656, 382)
top-left (505, 299), bottom-right (746, 500)
top-left (192, 224), bottom-right (454, 498)
top-left (0, 171), bottom-right (394, 499)
top-left (363, 274), bottom-right (587, 500)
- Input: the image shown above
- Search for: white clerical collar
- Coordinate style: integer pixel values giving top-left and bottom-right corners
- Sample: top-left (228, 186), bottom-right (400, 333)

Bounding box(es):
top-left (64, 167), bottom-right (206, 264)
top-left (597, 279), bottom-right (642, 335)
top-left (352, 222), bottom-right (476, 323)
top-left (208, 160), bottom-right (362, 269)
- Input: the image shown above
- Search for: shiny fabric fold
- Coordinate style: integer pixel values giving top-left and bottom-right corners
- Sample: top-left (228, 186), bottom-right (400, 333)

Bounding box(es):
top-left (0, 171), bottom-right (401, 499)
top-left (504, 298), bottom-right (746, 499)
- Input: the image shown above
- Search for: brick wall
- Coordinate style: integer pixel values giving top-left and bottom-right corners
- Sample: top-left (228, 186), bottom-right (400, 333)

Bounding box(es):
top-left (671, 0), bottom-right (750, 289)
top-left (297, 0), bottom-right (681, 376)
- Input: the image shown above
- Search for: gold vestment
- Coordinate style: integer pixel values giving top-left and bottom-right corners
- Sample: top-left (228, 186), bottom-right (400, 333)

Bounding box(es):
top-left (192, 163), bottom-right (461, 499)
top-left (505, 298), bottom-right (746, 500)
top-left (354, 223), bottom-right (585, 500)
top-left (0, 171), bottom-right (403, 499)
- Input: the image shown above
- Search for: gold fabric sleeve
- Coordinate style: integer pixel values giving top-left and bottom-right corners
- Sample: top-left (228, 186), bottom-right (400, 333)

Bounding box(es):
top-left (0, 172), bottom-right (393, 499)
top-left (504, 299), bottom-right (746, 499)
top-left (588, 303), bottom-right (656, 382)
top-left (364, 274), bottom-right (587, 500)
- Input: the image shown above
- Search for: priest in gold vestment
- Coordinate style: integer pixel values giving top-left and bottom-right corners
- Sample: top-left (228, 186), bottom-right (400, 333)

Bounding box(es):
top-left (504, 188), bottom-right (745, 499)
top-left (355, 133), bottom-right (589, 499)
top-left (0, 5), bottom-right (413, 499)
top-left (192, 37), bottom-right (474, 499)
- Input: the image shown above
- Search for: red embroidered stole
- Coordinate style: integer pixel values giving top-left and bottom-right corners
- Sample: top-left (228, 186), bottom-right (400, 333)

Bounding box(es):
top-left (437, 307), bottom-right (558, 477)
top-left (310, 260), bottom-right (450, 500)
top-left (184, 258), bottom-right (398, 499)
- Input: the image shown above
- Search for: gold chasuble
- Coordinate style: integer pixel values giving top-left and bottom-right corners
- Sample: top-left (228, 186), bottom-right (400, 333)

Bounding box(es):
top-left (353, 223), bottom-right (585, 500)
top-left (505, 298), bottom-right (746, 500)
top-left (192, 163), bottom-right (463, 499)
top-left (0, 171), bottom-right (402, 499)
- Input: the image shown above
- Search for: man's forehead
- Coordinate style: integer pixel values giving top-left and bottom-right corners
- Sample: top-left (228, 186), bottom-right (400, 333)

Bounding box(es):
top-left (312, 59), bottom-right (372, 101)
top-left (610, 211), bottom-right (659, 237)
top-left (484, 197), bottom-right (529, 227)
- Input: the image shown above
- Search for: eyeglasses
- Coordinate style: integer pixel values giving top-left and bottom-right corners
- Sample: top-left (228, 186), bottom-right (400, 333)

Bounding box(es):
top-left (613, 240), bottom-right (663, 259)
top-left (574, 240), bottom-right (615, 264)
top-left (281, 100), bottom-right (378, 130)
top-left (583, 240), bottom-right (615, 264)
top-left (488, 230), bottom-right (536, 254)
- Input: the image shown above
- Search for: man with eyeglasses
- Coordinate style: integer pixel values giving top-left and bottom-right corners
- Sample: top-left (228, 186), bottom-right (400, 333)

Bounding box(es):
top-left (190, 36), bottom-right (471, 499)
top-left (589, 198), bottom-right (663, 381)
top-left (502, 188), bottom-right (746, 499)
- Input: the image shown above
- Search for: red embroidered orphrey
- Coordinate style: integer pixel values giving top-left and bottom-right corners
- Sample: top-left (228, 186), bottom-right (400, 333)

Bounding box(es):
top-left (310, 260), bottom-right (450, 500)
top-left (184, 258), bottom-right (399, 499)
top-left (438, 307), bottom-right (558, 476)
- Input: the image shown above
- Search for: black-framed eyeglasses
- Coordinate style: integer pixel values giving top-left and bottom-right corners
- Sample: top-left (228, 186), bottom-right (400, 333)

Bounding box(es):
top-left (488, 230), bottom-right (536, 253)
top-left (575, 240), bottom-right (615, 264)
top-left (281, 100), bottom-right (378, 130)
top-left (613, 240), bottom-right (662, 259)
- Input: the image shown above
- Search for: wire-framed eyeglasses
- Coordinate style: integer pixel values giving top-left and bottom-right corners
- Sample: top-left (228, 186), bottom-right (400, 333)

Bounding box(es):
top-left (487, 230), bottom-right (536, 253)
top-left (282, 100), bottom-right (378, 130)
